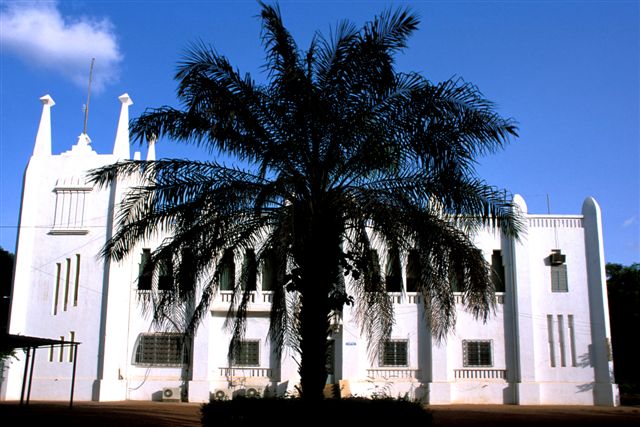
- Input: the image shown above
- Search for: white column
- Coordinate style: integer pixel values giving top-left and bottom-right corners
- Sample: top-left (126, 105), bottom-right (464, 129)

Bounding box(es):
top-left (510, 194), bottom-right (541, 404)
top-left (582, 197), bottom-right (619, 406)
top-left (146, 138), bottom-right (156, 161)
top-left (188, 318), bottom-right (212, 402)
top-left (112, 94), bottom-right (133, 160)
top-left (33, 95), bottom-right (55, 157)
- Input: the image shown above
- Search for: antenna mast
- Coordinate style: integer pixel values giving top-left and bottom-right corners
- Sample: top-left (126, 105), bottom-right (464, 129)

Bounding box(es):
top-left (83, 58), bottom-right (95, 134)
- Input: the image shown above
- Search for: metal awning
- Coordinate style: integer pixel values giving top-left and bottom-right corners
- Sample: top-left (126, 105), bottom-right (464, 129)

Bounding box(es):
top-left (1, 333), bottom-right (80, 408)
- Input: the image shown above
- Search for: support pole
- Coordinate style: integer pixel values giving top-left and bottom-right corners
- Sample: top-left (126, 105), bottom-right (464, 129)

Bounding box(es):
top-left (20, 347), bottom-right (31, 405)
top-left (26, 347), bottom-right (37, 404)
top-left (70, 343), bottom-right (78, 409)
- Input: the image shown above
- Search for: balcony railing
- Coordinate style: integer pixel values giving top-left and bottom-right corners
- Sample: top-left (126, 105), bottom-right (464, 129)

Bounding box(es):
top-left (454, 293), bottom-right (504, 304)
top-left (219, 292), bottom-right (256, 303)
top-left (366, 368), bottom-right (421, 380)
top-left (219, 367), bottom-right (273, 378)
top-left (214, 291), bottom-right (503, 305)
top-left (454, 368), bottom-right (507, 380)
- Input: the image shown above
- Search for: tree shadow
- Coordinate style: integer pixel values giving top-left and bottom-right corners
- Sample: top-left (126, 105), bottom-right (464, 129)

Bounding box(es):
top-left (577, 348), bottom-right (593, 368)
top-left (576, 382), bottom-right (594, 393)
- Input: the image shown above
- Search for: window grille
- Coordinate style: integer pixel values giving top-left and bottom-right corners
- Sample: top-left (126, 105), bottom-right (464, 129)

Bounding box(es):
top-left (233, 340), bottom-right (260, 366)
top-left (463, 340), bottom-right (493, 367)
top-left (380, 340), bottom-right (408, 367)
top-left (134, 333), bottom-right (187, 366)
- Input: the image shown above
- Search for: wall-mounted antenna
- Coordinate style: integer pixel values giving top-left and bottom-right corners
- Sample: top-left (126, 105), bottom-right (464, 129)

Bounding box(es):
top-left (82, 58), bottom-right (95, 135)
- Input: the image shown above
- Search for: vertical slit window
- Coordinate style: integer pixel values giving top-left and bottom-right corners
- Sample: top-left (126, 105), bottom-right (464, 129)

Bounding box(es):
top-left (261, 250), bottom-right (277, 292)
top-left (53, 263), bottom-right (61, 315)
top-left (450, 270), bottom-right (463, 292)
top-left (242, 249), bottom-right (257, 291)
top-left (178, 248), bottom-right (196, 292)
top-left (405, 250), bottom-right (420, 293)
top-left (365, 249), bottom-right (381, 292)
top-left (59, 336), bottom-right (65, 362)
top-left (138, 249), bottom-right (152, 290)
top-left (63, 258), bottom-right (71, 311)
top-left (69, 331), bottom-right (75, 362)
top-left (568, 315), bottom-right (577, 367)
top-left (158, 257), bottom-right (173, 291)
top-left (547, 315), bottom-right (556, 367)
top-left (491, 250), bottom-right (505, 292)
top-left (385, 248), bottom-right (402, 292)
top-left (219, 249), bottom-right (235, 291)
top-left (73, 254), bottom-right (80, 306)
top-left (558, 315), bottom-right (566, 367)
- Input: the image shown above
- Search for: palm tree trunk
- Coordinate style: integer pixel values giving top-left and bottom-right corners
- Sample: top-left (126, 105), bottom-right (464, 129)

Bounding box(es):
top-left (299, 282), bottom-right (330, 400)
top-left (295, 206), bottom-right (342, 400)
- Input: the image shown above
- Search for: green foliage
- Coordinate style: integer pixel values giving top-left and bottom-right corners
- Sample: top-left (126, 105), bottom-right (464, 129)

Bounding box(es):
top-left (606, 263), bottom-right (640, 400)
top-left (201, 397), bottom-right (433, 427)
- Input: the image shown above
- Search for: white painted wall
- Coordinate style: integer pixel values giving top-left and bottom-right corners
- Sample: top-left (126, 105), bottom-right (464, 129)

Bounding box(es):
top-left (1, 94), bottom-right (619, 406)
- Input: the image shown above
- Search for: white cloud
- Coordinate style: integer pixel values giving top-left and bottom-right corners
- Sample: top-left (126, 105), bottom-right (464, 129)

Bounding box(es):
top-left (622, 215), bottom-right (637, 228)
top-left (0, 1), bottom-right (122, 93)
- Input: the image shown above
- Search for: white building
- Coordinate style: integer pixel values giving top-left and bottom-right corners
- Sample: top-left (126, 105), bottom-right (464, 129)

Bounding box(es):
top-left (1, 94), bottom-right (619, 406)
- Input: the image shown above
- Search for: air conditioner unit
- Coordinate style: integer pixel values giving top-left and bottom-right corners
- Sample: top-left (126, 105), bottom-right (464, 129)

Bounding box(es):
top-left (245, 387), bottom-right (263, 398)
top-left (550, 251), bottom-right (566, 265)
top-left (162, 386), bottom-right (181, 402)
top-left (212, 389), bottom-right (230, 401)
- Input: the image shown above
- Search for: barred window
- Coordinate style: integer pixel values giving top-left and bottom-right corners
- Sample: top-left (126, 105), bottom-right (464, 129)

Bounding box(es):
top-left (380, 340), bottom-right (408, 367)
top-left (233, 340), bottom-right (260, 366)
top-left (463, 340), bottom-right (492, 367)
top-left (551, 264), bottom-right (568, 292)
top-left (134, 333), bottom-right (187, 366)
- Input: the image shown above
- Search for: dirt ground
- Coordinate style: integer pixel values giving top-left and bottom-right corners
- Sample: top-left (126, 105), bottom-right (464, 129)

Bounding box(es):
top-left (0, 400), bottom-right (638, 426)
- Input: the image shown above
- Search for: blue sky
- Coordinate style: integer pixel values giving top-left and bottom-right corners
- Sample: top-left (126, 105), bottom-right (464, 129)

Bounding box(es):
top-left (0, 0), bottom-right (638, 265)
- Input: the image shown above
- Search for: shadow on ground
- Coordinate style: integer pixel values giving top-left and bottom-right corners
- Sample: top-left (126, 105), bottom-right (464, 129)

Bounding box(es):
top-left (0, 401), bottom-right (638, 427)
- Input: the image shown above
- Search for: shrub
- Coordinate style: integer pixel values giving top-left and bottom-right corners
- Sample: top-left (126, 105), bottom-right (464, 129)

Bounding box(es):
top-left (201, 397), bottom-right (433, 427)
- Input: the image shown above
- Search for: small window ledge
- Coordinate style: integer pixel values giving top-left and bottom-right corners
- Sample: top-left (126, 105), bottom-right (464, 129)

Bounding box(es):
top-left (49, 229), bottom-right (89, 235)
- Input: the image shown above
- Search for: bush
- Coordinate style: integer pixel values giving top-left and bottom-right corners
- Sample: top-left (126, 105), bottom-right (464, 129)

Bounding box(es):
top-left (201, 397), bottom-right (432, 427)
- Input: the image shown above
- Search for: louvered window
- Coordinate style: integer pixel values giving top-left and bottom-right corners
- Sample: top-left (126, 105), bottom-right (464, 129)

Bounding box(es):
top-left (551, 264), bottom-right (568, 292)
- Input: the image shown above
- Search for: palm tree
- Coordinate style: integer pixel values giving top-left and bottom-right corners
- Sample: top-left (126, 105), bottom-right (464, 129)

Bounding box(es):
top-left (90, 3), bottom-right (521, 400)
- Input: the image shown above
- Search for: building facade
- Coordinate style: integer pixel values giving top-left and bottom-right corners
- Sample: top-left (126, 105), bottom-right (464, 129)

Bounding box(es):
top-left (1, 94), bottom-right (619, 405)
